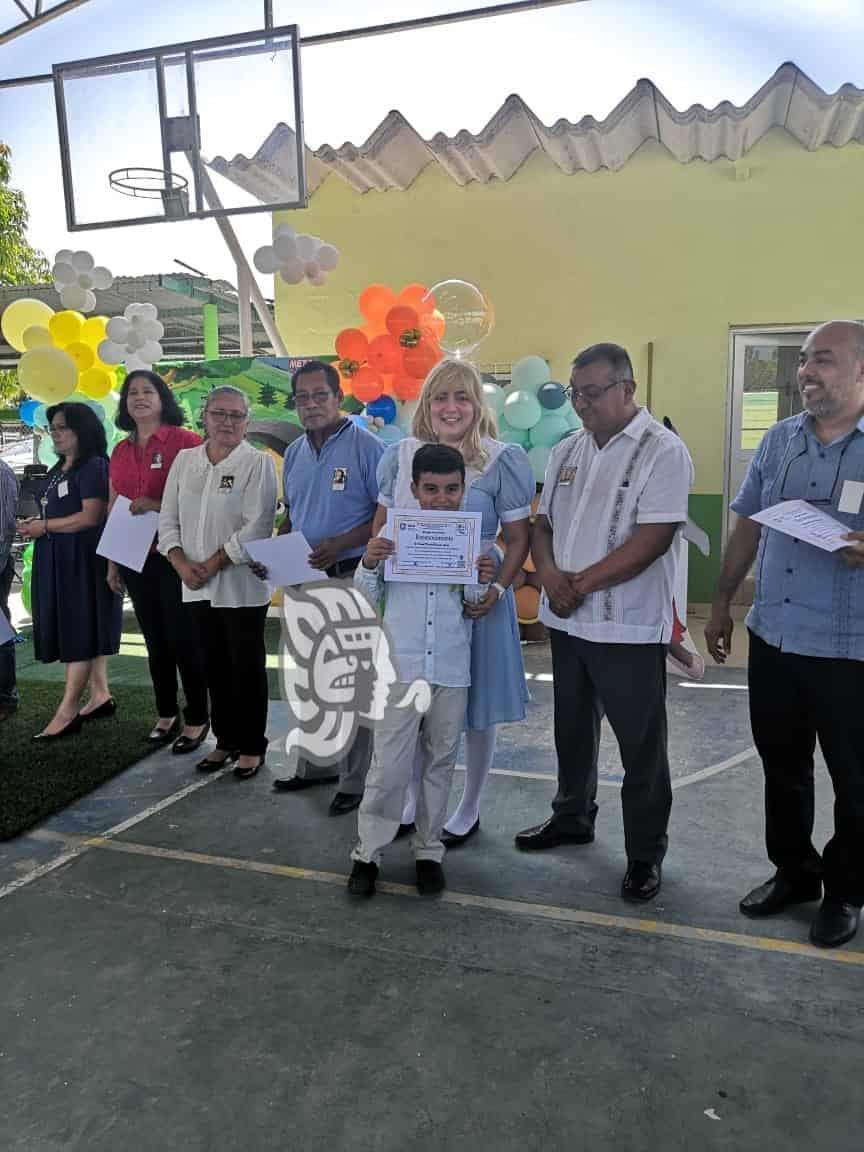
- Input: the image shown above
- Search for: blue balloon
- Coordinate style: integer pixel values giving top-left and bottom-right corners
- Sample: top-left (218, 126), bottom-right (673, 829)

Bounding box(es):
top-left (19, 399), bottom-right (39, 427)
top-left (348, 413), bottom-right (369, 429)
top-left (366, 395), bottom-right (397, 424)
top-left (538, 381), bottom-right (566, 410)
top-left (377, 424), bottom-right (405, 445)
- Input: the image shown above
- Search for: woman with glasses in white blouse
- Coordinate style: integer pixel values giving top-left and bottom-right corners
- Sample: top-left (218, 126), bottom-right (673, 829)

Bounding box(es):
top-left (159, 386), bottom-right (277, 779)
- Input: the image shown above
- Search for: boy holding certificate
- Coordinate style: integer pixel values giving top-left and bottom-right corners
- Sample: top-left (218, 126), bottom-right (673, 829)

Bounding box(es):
top-left (349, 444), bottom-right (494, 897)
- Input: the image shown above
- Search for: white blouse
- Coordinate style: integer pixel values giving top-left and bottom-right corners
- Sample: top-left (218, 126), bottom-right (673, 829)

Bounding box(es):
top-left (159, 440), bottom-right (277, 608)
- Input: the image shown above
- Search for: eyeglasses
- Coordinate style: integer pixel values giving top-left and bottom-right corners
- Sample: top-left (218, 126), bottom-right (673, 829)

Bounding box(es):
top-left (294, 391), bottom-right (334, 407)
top-left (564, 379), bottom-right (631, 404)
top-left (207, 410), bottom-right (247, 424)
top-left (779, 437), bottom-right (854, 505)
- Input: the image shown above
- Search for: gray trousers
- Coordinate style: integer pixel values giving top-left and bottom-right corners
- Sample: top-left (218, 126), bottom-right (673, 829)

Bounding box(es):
top-left (293, 724), bottom-right (373, 796)
top-left (549, 629), bottom-right (671, 865)
top-left (352, 683), bottom-right (468, 865)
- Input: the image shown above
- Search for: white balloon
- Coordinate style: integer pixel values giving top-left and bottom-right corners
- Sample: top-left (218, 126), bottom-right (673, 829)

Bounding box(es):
top-left (304, 261), bottom-right (321, 280)
top-left (106, 317), bottom-right (128, 342)
top-left (55, 248), bottom-right (75, 265)
top-left (98, 339), bottom-right (125, 365)
top-left (138, 302), bottom-right (158, 320)
top-left (294, 234), bottom-right (317, 261)
top-left (141, 319), bottom-right (164, 341)
top-left (273, 233), bottom-right (297, 262)
top-left (91, 266), bottom-right (113, 290)
top-left (124, 354), bottom-right (151, 371)
top-left (126, 328), bottom-right (146, 351)
top-left (253, 246), bottom-right (278, 274)
top-left (71, 250), bottom-right (95, 272)
top-left (274, 223), bottom-right (296, 240)
top-left (317, 244), bottom-right (339, 271)
top-left (309, 270), bottom-right (328, 287)
top-left (140, 341), bottom-right (163, 363)
top-left (280, 262), bottom-right (305, 285)
top-left (60, 284), bottom-right (88, 310)
top-left (52, 261), bottom-right (77, 285)
top-left (82, 289), bottom-right (97, 314)
top-left (77, 273), bottom-right (93, 290)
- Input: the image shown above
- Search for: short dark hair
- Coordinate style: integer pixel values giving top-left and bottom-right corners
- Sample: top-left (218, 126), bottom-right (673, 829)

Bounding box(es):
top-left (115, 369), bottom-right (187, 434)
top-left (45, 401), bottom-right (108, 464)
top-left (572, 343), bottom-right (634, 382)
top-left (411, 443), bottom-right (465, 485)
top-left (291, 360), bottom-right (340, 395)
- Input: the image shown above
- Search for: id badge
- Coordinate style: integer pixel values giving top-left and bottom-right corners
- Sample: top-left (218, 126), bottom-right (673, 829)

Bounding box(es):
top-left (150, 452), bottom-right (163, 470)
top-left (218, 475), bottom-right (234, 493)
top-left (58, 481), bottom-right (69, 499)
top-left (331, 467), bottom-right (347, 492)
top-left (838, 480), bottom-right (864, 515)
top-left (558, 467), bottom-right (576, 487)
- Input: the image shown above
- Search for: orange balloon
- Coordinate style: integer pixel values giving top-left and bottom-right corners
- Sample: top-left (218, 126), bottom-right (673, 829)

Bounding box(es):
top-left (367, 334), bottom-right (402, 374)
top-left (403, 341), bottom-right (440, 380)
top-left (397, 283), bottom-right (431, 314)
top-left (385, 305), bottom-right (419, 340)
top-left (392, 375), bottom-right (422, 402)
top-left (352, 365), bottom-right (384, 404)
top-left (335, 328), bottom-right (368, 362)
top-left (337, 368), bottom-right (354, 397)
top-left (379, 373), bottom-right (395, 397)
top-left (358, 284), bottom-right (396, 324)
top-left (515, 585), bottom-right (540, 625)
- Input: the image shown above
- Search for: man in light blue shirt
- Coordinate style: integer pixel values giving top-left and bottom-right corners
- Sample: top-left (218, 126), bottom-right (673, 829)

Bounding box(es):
top-left (273, 360), bottom-right (384, 813)
top-left (707, 321), bottom-right (864, 949)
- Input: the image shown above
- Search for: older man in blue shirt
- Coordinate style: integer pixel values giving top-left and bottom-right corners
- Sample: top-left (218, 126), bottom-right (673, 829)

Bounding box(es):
top-left (272, 360), bottom-right (385, 814)
top-left (707, 320), bottom-right (864, 949)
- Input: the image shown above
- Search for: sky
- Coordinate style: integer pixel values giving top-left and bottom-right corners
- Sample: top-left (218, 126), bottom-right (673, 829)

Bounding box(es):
top-left (2, 0), bottom-right (864, 290)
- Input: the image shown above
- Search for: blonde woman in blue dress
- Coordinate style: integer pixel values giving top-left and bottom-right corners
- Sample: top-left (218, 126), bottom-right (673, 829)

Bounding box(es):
top-left (373, 359), bottom-right (533, 844)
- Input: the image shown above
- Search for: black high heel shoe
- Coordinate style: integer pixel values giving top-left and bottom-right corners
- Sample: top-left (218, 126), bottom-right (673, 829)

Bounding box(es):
top-left (32, 714), bottom-right (83, 742)
top-left (234, 754), bottom-right (266, 780)
top-left (172, 722), bottom-right (210, 756)
top-left (80, 698), bottom-right (116, 723)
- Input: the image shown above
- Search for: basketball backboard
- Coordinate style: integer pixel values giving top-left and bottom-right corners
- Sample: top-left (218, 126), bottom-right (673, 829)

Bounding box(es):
top-left (52, 25), bottom-right (305, 231)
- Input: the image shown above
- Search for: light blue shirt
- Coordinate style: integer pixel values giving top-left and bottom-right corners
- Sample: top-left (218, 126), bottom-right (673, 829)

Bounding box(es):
top-left (731, 412), bottom-right (864, 660)
top-left (283, 420), bottom-right (385, 562)
top-left (354, 542), bottom-right (472, 688)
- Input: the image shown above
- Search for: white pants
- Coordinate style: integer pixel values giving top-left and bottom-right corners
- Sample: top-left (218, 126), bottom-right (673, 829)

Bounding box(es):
top-left (352, 684), bottom-right (468, 866)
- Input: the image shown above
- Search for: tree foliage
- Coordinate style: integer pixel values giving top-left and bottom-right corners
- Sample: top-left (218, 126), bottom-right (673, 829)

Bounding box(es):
top-left (0, 142), bottom-right (50, 286)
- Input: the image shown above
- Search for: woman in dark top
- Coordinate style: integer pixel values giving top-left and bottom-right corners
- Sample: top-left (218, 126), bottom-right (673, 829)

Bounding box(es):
top-left (19, 402), bottom-right (122, 740)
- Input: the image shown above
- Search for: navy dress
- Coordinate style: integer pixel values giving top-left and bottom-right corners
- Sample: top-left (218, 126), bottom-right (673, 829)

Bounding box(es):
top-left (32, 456), bottom-right (122, 664)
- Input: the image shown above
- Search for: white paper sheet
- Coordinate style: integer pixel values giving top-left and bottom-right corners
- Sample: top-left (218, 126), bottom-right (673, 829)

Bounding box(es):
top-left (96, 496), bottom-right (159, 573)
top-left (384, 508), bottom-right (483, 584)
top-left (750, 499), bottom-right (852, 553)
top-left (245, 532), bottom-right (322, 586)
top-left (0, 610), bottom-right (14, 645)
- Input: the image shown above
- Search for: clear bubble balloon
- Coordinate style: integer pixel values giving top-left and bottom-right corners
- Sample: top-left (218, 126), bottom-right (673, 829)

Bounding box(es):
top-left (482, 381), bottom-right (505, 416)
top-left (422, 280), bottom-right (493, 358)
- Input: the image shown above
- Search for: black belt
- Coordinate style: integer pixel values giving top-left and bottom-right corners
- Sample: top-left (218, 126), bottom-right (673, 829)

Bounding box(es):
top-left (326, 556), bottom-right (361, 578)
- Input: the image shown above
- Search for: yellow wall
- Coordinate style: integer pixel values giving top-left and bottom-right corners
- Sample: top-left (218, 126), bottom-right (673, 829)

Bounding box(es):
top-left (274, 130), bottom-right (864, 596)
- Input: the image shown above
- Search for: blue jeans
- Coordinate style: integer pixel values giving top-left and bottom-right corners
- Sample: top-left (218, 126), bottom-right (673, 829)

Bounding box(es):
top-left (0, 555), bottom-right (18, 711)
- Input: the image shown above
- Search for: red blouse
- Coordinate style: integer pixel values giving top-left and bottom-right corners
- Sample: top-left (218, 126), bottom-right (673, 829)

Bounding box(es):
top-left (110, 425), bottom-right (202, 502)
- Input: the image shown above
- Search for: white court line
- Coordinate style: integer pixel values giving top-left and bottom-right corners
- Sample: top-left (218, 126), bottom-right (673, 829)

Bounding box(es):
top-left (677, 682), bottom-right (748, 690)
top-left (0, 766), bottom-right (232, 903)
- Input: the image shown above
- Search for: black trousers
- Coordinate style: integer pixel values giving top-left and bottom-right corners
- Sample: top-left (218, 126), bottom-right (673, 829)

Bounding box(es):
top-left (748, 630), bottom-right (864, 906)
top-left (549, 629), bottom-right (672, 865)
top-left (187, 602), bottom-right (269, 758)
top-left (0, 556), bottom-right (17, 710)
top-left (121, 552), bottom-right (208, 726)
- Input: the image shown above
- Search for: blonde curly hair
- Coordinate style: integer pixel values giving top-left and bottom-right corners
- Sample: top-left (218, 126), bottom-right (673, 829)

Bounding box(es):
top-left (411, 359), bottom-right (497, 470)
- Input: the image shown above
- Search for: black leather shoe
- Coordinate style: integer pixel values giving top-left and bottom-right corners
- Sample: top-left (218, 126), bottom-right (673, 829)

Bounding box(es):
top-left (622, 861), bottom-right (662, 902)
top-left (809, 899), bottom-right (860, 948)
top-left (348, 861), bottom-right (378, 897)
top-left (273, 775), bottom-right (339, 792)
top-left (441, 818), bottom-right (479, 848)
top-left (32, 713), bottom-right (82, 742)
top-left (171, 723), bottom-right (210, 756)
top-left (739, 873), bottom-right (823, 918)
top-left (80, 697), bottom-right (116, 722)
top-left (416, 860), bottom-right (446, 895)
top-left (329, 791), bottom-right (362, 816)
top-left (234, 754), bottom-right (265, 780)
top-left (514, 817), bottom-right (595, 851)
top-left (196, 749), bottom-right (239, 772)
top-left (394, 822), bottom-right (415, 840)
top-left (146, 718), bottom-right (179, 747)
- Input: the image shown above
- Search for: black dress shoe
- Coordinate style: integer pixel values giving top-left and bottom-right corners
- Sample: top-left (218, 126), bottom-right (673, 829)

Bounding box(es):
top-left (32, 713), bottom-right (83, 742)
top-left (441, 818), bottom-right (480, 848)
top-left (196, 749), bottom-right (239, 772)
top-left (171, 723), bottom-right (210, 756)
top-left (80, 697), bottom-right (116, 722)
top-left (394, 822), bottom-right (415, 840)
top-left (329, 791), bottom-right (362, 816)
top-left (234, 754), bottom-right (265, 780)
top-left (622, 861), bottom-right (662, 901)
top-left (146, 718), bottom-right (179, 747)
top-left (514, 817), bottom-right (595, 851)
top-left (739, 873), bottom-right (823, 918)
top-left (347, 860), bottom-right (378, 897)
top-left (273, 774), bottom-right (339, 792)
top-left (810, 899), bottom-right (860, 948)
top-left (416, 859), bottom-right (446, 895)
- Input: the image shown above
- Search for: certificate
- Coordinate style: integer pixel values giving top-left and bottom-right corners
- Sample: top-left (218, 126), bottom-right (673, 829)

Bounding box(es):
top-left (750, 499), bottom-right (851, 553)
top-left (96, 496), bottom-right (159, 573)
top-left (245, 532), bottom-right (321, 586)
top-left (384, 508), bottom-right (483, 584)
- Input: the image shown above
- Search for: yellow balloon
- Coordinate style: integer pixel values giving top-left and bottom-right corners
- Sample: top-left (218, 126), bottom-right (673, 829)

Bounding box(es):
top-left (22, 324), bottom-right (53, 350)
top-left (65, 340), bottom-right (96, 372)
top-left (78, 366), bottom-right (115, 400)
top-left (1, 298), bottom-right (54, 353)
top-left (48, 310), bottom-right (84, 348)
top-left (80, 315), bottom-right (109, 348)
top-left (18, 346), bottom-right (78, 405)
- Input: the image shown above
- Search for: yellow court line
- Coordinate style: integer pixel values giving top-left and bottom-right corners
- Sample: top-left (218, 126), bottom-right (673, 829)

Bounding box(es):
top-left (84, 836), bottom-right (864, 970)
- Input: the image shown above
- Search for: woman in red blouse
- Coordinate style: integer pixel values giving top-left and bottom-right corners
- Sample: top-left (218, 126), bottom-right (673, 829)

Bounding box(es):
top-left (108, 370), bottom-right (209, 753)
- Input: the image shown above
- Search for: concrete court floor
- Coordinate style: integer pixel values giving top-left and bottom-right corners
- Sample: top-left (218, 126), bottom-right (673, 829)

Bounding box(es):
top-left (1, 643), bottom-right (862, 1152)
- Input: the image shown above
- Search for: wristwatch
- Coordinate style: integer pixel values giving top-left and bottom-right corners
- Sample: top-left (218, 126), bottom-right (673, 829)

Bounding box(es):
top-left (491, 581), bottom-right (507, 600)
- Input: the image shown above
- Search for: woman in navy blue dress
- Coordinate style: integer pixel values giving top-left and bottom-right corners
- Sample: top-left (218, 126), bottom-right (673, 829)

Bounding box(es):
top-left (19, 402), bottom-right (122, 740)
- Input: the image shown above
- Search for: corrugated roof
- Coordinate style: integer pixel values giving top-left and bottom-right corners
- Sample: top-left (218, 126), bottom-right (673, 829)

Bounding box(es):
top-left (207, 63), bottom-right (864, 203)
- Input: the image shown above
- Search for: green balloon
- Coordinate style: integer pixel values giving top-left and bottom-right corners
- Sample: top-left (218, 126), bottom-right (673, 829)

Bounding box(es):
top-left (530, 412), bottom-right (570, 449)
top-left (38, 435), bottom-right (57, 467)
top-left (527, 444), bottom-right (552, 484)
top-left (482, 381), bottom-right (504, 416)
top-left (498, 421), bottom-right (530, 448)
top-left (503, 390), bottom-right (542, 430)
top-left (510, 355), bottom-right (549, 395)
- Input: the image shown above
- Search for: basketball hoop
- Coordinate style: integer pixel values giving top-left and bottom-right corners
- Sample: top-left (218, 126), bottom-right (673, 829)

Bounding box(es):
top-left (109, 167), bottom-right (190, 220)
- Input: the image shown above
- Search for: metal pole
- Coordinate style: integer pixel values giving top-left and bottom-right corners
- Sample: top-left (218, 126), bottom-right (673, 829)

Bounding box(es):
top-left (0, 0), bottom-right (92, 47)
top-left (237, 266), bottom-right (253, 356)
